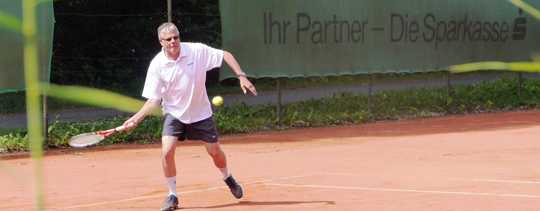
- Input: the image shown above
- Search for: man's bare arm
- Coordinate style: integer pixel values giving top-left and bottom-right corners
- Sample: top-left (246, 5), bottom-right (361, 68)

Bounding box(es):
top-left (223, 50), bottom-right (257, 96)
top-left (123, 99), bottom-right (161, 130)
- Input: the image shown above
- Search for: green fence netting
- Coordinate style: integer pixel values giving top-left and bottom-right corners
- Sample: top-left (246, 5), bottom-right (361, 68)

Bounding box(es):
top-left (0, 1), bottom-right (54, 93)
top-left (219, 0), bottom-right (540, 79)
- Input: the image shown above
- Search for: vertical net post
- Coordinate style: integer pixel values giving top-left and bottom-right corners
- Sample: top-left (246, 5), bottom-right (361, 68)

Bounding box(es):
top-left (517, 72), bottom-right (523, 101)
top-left (368, 74), bottom-right (373, 116)
top-left (167, 0), bottom-right (172, 22)
top-left (42, 94), bottom-right (48, 145)
top-left (276, 78), bottom-right (282, 126)
top-left (446, 71), bottom-right (453, 111)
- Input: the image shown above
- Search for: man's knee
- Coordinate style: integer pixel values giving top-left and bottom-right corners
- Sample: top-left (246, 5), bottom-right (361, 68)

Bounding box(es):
top-left (206, 143), bottom-right (223, 157)
top-left (161, 150), bottom-right (175, 161)
top-left (162, 136), bottom-right (177, 159)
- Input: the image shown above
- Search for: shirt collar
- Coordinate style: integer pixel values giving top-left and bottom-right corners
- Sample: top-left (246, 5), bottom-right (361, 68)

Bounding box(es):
top-left (161, 43), bottom-right (189, 63)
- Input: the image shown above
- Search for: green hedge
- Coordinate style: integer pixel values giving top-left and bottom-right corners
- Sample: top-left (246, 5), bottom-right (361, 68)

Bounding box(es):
top-left (1, 77), bottom-right (539, 152)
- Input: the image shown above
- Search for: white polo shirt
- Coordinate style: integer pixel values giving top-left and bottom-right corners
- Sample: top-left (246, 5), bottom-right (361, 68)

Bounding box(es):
top-left (142, 42), bottom-right (224, 123)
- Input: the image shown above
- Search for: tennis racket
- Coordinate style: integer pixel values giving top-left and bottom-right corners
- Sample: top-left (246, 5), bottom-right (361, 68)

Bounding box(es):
top-left (68, 125), bottom-right (127, 148)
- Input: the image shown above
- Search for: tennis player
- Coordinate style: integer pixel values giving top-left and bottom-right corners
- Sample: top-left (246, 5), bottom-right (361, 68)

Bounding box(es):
top-left (122, 22), bottom-right (257, 211)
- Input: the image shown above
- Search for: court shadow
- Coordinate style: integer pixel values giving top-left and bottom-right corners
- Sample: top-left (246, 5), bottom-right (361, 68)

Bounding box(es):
top-left (182, 200), bottom-right (335, 209)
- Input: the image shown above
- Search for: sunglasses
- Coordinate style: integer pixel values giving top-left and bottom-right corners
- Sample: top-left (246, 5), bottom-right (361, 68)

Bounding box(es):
top-left (162, 36), bottom-right (179, 42)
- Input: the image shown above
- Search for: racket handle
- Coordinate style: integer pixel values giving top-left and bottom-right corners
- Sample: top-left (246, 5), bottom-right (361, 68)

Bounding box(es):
top-left (114, 125), bottom-right (127, 132)
top-left (114, 122), bottom-right (134, 132)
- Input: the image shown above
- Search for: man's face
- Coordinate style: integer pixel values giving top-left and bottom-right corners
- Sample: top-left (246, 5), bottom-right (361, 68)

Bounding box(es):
top-left (159, 31), bottom-right (180, 53)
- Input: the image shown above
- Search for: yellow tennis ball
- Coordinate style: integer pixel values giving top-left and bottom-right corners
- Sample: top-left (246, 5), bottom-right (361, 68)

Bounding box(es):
top-left (212, 96), bottom-right (224, 107)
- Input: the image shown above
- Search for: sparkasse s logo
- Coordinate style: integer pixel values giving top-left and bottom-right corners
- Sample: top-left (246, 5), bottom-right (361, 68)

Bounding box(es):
top-left (512, 9), bottom-right (527, 40)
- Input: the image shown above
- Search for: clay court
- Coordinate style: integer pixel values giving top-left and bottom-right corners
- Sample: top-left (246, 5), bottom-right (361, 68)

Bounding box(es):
top-left (2, 110), bottom-right (540, 211)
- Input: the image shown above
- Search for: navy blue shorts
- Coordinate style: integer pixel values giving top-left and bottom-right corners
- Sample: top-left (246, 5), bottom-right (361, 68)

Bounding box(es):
top-left (162, 114), bottom-right (219, 143)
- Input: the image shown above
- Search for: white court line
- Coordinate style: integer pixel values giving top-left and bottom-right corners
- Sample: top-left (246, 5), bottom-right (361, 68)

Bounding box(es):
top-left (323, 173), bottom-right (540, 185)
top-left (246, 174), bottom-right (318, 185)
top-left (58, 174), bottom-right (316, 210)
top-left (265, 183), bottom-right (540, 199)
top-left (453, 178), bottom-right (540, 185)
top-left (319, 172), bottom-right (361, 176)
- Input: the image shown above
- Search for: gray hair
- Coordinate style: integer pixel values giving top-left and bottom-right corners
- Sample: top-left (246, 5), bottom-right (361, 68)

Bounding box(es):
top-left (157, 22), bottom-right (179, 39)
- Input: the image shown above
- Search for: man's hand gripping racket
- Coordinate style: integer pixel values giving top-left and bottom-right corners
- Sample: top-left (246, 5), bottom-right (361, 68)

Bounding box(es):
top-left (68, 124), bottom-right (132, 148)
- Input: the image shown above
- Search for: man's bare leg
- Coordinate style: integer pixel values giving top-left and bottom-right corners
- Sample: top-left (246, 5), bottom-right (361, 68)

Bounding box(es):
top-left (205, 142), bottom-right (228, 175)
top-left (205, 142), bottom-right (243, 199)
top-left (160, 136), bottom-right (179, 211)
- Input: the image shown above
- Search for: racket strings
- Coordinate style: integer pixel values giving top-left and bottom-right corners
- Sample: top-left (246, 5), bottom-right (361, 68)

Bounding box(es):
top-left (69, 133), bottom-right (104, 147)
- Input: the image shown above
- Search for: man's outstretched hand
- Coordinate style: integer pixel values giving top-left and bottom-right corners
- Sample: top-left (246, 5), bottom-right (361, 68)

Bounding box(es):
top-left (239, 76), bottom-right (257, 96)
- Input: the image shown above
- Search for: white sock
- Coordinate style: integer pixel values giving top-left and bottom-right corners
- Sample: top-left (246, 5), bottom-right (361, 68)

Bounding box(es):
top-left (166, 176), bottom-right (177, 196)
top-left (219, 167), bottom-right (231, 180)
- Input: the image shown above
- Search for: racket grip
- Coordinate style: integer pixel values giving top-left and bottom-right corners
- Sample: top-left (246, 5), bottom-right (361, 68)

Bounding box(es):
top-left (114, 125), bottom-right (127, 132)
top-left (114, 122), bottom-right (134, 132)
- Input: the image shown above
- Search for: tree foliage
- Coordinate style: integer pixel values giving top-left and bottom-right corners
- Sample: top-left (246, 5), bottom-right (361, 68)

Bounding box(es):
top-left (52, 0), bottom-right (221, 93)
